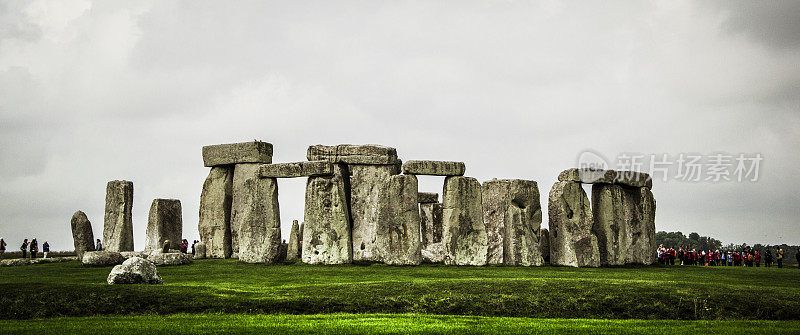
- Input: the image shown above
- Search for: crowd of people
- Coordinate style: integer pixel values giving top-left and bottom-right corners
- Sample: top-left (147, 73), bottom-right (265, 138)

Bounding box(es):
top-left (0, 237), bottom-right (51, 259)
top-left (657, 244), bottom-right (800, 269)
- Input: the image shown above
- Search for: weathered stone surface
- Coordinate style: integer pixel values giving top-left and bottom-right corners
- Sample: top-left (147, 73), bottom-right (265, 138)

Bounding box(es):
top-left (442, 176), bottom-right (488, 266)
top-left (144, 199), bottom-right (182, 252)
top-left (591, 184), bottom-right (657, 266)
top-left (259, 161), bottom-right (333, 178)
top-left (349, 164), bottom-right (399, 262)
top-left (198, 166), bottom-right (233, 258)
top-left (421, 242), bottom-right (446, 264)
top-left (540, 228), bottom-right (550, 264)
top-left (107, 257), bottom-right (162, 285)
top-left (378, 174), bottom-right (422, 265)
top-left (308, 144), bottom-right (400, 165)
top-left (120, 251), bottom-right (148, 260)
top-left (202, 141), bottom-right (273, 167)
top-left (232, 164), bottom-right (281, 263)
top-left (193, 242), bottom-right (207, 259)
top-left (276, 243), bottom-right (288, 262)
top-left (82, 251), bottom-right (125, 267)
top-left (420, 202), bottom-right (443, 248)
top-left (548, 181), bottom-right (600, 267)
top-left (303, 164), bottom-right (352, 264)
top-left (558, 168), bottom-right (652, 189)
top-left (402, 160), bottom-right (465, 176)
top-left (418, 192), bottom-right (439, 203)
top-left (1, 257), bottom-right (79, 267)
top-left (70, 211), bottom-right (95, 259)
top-left (482, 179), bottom-right (543, 266)
top-left (103, 180), bottom-right (134, 252)
top-left (286, 220), bottom-right (301, 262)
top-left (147, 251), bottom-right (193, 266)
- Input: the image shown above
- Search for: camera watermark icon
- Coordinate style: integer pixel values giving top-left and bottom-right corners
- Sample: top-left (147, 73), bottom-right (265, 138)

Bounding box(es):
top-left (576, 151), bottom-right (763, 183)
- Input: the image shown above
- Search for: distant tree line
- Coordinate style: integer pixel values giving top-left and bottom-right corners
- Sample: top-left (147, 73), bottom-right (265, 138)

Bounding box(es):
top-left (656, 231), bottom-right (799, 265)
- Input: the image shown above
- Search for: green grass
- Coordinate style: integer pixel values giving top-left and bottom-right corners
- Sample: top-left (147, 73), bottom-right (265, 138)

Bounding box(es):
top-left (1, 260), bottom-right (799, 320)
top-left (2, 314), bottom-right (800, 334)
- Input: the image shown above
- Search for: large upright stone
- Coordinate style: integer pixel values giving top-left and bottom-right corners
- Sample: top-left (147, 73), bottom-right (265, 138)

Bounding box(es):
top-left (303, 164), bottom-right (352, 264)
top-left (634, 187), bottom-right (657, 264)
top-left (70, 211), bottom-right (95, 259)
top-left (482, 179), bottom-right (543, 266)
top-left (103, 180), bottom-right (134, 252)
top-left (308, 144), bottom-right (400, 165)
top-left (349, 164), bottom-right (400, 262)
top-left (286, 220), bottom-right (301, 262)
top-left (232, 164), bottom-right (281, 263)
top-left (442, 176), bottom-right (488, 266)
top-left (592, 184), bottom-right (657, 266)
top-left (259, 161), bottom-right (333, 178)
top-left (144, 199), bottom-right (182, 251)
top-left (199, 166), bottom-right (233, 258)
top-left (548, 181), bottom-right (599, 267)
top-left (420, 202), bottom-right (443, 248)
top-left (202, 141), bottom-right (273, 167)
top-left (402, 160), bottom-right (465, 176)
top-left (378, 174), bottom-right (422, 265)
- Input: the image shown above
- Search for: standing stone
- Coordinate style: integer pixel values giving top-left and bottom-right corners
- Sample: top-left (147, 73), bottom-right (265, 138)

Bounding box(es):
top-left (420, 203), bottom-right (443, 248)
top-left (378, 174), bottom-right (422, 265)
top-left (349, 164), bottom-right (400, 262)
top-left (591, 184), bottom-right (631, 266)
top-left (199, 166), bottom-right (233, 258)
top-left (103, 180), bottom-right (134, 252)
top-left (548, 181), bottom-right (599, 267)
top-left (144, 199), bottom-right (182, 252)
top-left (634, 187), bottom-right (657, 264)
top-left (303, 164), bottom-right (352, 264)
top-left (286, 220), bottom-right (301, 262)
top-left (194, 242), bottom-right (207, 259)
top-left (70, 211), bottom-right (95, 259)
top-left (540, 228), bottom-right (550, 264)
top-left (482, 179), bottom-right (543, 266)
top-left (232, 164), bottom-right (281, 263)
top-left (442, 176), bottom-right (488, 266)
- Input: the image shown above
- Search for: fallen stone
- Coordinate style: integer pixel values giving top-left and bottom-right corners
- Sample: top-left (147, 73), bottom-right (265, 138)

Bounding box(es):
top-left (548, 181), bottom-right (600, 267)
top-left (286, 220), bottom-right (301, 262)
top-left (193, 242), bottom-right (207, 259)
top-left (82, 251), bottom-right (125, 267)
top-left (259, 161), bottom-right (333, 178)
top-left (0, 259), bottom-right (31, 267)
top-left (107, 257), bottom-right (163, 285)
top-left (442, 176), bottom-right (488, 266)
top-left (307, 144), bottom-right (400, 165)
top-left (70, 211), bottom-right (95, 259)
top-left (482, 179), bottom-right (543, 266)
top-left (303, 163), bottom-right (352, 264)
top-left (558, 168), bottom-right (652, 189)
top-left (402, 160), bottom-right (465, 176)
top-left (377, 174), bottom-right (422, 265)
top-left (103, 180), bottom-right (134, 252)
top-left (120, 251), bottom-right (149, 260)
top-left (198, 166), bottom-right (234, 258)
top-left (202, 141), bottom-right (273, 167)
top-left (147, 251), bottom-right (193, 266)
top-left (350, 164), bottom-right (400, 263)
top-left (421, 242), bottom-right (447, 264)
top-left (144, 199), bottom-right (182, 252)
top-left (420, 202), bottom-right (443, 248)
top-left (232, 163), bottom-right (281, 263)
top-left (418, 192), bottom-right (439, 203)
top-left (540, 228), bottom-right (550, 264)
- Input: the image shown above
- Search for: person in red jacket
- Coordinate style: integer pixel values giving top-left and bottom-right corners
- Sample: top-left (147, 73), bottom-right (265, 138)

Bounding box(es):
top-left (754, 251), bottom-right (761, 267)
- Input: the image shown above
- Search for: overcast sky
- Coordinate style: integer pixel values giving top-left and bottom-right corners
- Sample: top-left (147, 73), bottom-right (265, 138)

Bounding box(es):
top-left (1, 1), bottom-right (799, 251)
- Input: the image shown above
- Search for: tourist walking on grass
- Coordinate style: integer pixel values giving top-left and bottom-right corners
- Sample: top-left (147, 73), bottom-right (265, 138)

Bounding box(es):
top-left (754, 251), bottom-right (760, 267)
top-left (765, 248), bottom-right (773, 267)
top-left (20, 239), bottom-right (28, 259)
top-left (776, 247), bottom-right (784, 268)
top-left (30, 238), bottom-right (38, 259)
top-left (96, 239), bottom-right (102, 251)
top-left (180, 239), bottom-right (188, 254)
top-left (42, 241), bottom-right (50, 259)
top-left (0, 238), bottom-right (6, 259)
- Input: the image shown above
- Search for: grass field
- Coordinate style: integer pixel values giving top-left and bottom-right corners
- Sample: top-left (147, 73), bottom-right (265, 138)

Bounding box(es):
top-left (1, 260), bottom-right (799, 333)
